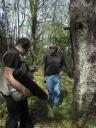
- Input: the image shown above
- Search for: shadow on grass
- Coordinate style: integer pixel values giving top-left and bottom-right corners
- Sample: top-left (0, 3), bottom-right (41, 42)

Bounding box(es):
top-left (29, 98), bottom-right (66, 125)
top-left (60, 88), bottom-right (69, 105)
top-left (30, 99), bottom-right (49, 123)
top-left (30, 99), bottom-right (63, 123)
top-left (29, 89), bottom-right (70, 126)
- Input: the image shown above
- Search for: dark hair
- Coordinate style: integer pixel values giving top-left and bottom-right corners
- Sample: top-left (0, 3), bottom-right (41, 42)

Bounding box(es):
top-left (16, 38), bottom-right (31, 50)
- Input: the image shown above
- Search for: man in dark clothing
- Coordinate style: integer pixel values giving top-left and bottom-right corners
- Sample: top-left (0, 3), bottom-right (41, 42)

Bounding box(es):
top-left (44, 43), bottom-right (66, 107)
top-left (2, 38), bottom-right (33, 128)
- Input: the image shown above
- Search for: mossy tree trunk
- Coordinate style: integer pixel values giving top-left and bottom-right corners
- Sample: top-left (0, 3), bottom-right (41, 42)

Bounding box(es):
top-left (70, 0), bottom-right (96, 127)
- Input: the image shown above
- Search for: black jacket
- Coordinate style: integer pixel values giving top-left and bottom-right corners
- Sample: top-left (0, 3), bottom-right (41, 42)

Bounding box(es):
top-left (44, 52), bottom-right (66, 76)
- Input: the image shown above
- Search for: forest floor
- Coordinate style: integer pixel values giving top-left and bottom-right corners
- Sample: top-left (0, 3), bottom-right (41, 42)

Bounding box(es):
top-left (0, 69), bottom-right (96, 128)
top-left (29, 69), bottom-right (73, 128)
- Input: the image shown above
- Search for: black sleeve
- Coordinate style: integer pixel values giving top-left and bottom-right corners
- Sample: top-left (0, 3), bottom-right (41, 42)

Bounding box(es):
top-left (60, 54), bottom-right (66, 72)
top-left (3, 49), bottom-right (20, 68)
top-left (43, 55), bottom-right (48, 77)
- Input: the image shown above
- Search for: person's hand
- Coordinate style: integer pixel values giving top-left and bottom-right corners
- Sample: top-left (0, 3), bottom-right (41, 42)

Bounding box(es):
top-left (4, 67), bottom-right (32, 97)
top-left (29, 65), bottom-right (38, 72)
top-left (59, 71), bottom-right (64, 76)
top-left (21, 87), bottom-right (32, 97)
top-left (44, 77), bottom-right (47, 83)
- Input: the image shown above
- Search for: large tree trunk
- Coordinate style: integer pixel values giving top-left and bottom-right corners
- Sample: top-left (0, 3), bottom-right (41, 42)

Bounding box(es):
top-left (70, 0), bottom-right (96, 127)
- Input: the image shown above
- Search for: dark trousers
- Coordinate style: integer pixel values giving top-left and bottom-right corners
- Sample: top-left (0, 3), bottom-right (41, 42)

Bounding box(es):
top-left (4, 96), bottom-right (34, 128)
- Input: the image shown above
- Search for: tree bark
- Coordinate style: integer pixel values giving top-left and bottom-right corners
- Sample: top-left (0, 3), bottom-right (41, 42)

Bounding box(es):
top-left (70, 0), bottom-right (96, 127)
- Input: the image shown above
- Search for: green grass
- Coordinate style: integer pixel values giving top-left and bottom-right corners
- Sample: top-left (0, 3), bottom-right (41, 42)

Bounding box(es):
top-left (1, 69), bottom-right (96, 128)
top-left (29, 70), bottom-right (96, 128)
top-left (0, 69), bottom-right (73, 128)
top-left (28, 70), bottom-right (73, 128)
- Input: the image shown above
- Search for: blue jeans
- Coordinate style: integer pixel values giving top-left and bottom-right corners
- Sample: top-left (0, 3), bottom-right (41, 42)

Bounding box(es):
top-left (46, 74), bottom-right (61, 107)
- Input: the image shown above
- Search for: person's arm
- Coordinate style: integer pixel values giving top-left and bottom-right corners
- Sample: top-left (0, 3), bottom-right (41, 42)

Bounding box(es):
top-left (43, 55), bottom-right (48, 77)
top-left (4, 67), bottom-right (31, 97)
top-left (60, 54), bottom-right (66, 76)
top-left (43, 55), bottom-right (48, 83)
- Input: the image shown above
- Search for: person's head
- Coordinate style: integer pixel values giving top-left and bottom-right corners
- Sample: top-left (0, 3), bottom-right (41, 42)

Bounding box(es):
top-left (15, 38), bottom-right (31, 55)
top-left (49, 43), bottom-right (59, 54)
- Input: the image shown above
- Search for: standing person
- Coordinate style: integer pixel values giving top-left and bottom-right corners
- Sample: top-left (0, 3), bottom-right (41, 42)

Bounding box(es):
top-left (2, 38), bottom-right (34, 128)
top-left (44, 43), bottom-right (66, 107)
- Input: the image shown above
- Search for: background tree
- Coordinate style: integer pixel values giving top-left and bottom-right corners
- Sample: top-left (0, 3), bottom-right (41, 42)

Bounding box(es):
top-left (0, 0), bottom-right (70, 67)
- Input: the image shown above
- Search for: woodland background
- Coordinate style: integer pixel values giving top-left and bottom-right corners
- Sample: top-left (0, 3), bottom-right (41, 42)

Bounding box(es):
top-left (0, 0), bottom-right (96, 128)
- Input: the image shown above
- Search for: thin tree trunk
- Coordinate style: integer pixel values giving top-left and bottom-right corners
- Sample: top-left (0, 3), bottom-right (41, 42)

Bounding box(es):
top-left (29, 0), bottom-right (38, 64)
